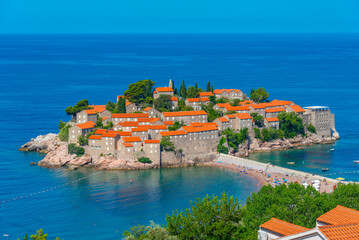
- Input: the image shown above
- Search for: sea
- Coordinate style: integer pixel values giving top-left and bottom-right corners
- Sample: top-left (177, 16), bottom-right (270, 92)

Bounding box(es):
top-left (0, 34), bottom-right (358, 239)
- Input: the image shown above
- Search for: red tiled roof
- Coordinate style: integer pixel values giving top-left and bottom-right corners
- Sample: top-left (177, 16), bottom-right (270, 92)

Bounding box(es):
top-left (217, 117), bottom-right (229, 122)
top-left (125, 101), bottom-right (132, 107)
top-left (150, 118), bottom-right (161, 123)
top-left (234, 113), bottom-right (252, 120)
top-left (171, 96), bottom-right (178, 101)
top-left (102, 116), bottom-right (108, 121)
top-left (148, 125), bottom-right (167, 130)
top-left (189, 122), bottom-right (218, 127)
top-left (155, 87), bottom-right (174, 92)
top-left (160, 131), bottom-right (187, 136)
top-left (94, 129), bottom-right (107, 135)
top-left (89, 135), bottom-right (102, 140)
top-left (112, 113), bottom-right (149, 118)
top-left (162, 110), bottom-right (207, 117)
top-left (163, 121), bottom-right (174, 125)
top-left (289, 105), bottom-right (305, 113)
top-left (317, 205), bottom-right (359, 226)
top-left (266, 117), bottom-right (279, 122)
top-left (249, 104), bottom-right (266, 109)
top-left (137, 118), bottom-right (153, 122)
top-left (200, 97), bottom-right (210, 101)
top-left (143, 107), bottom-right (152, 111)
top-left (122, 136), bottom-right (142, 143)
top-left (187, 98), bottom-right (200, 102)
top-left (102, 132), bottom-right (118, 138)
top-left (216, 103), bottom-right (232, 108)
top-left (118, 121), bottom-right (139, 127)
top-left (199, 92), bottom-right (214, 97)
top-left (76, 121), bottom-right (96, 129)
top-left (84, 109), bottom-right (97, 115)
top-left (122, 143), bottom-right (133, 147)
top-left (144, 139), bottom-right (161, 144)
top-left (225, 114), bottom-right (236, 119)
top-left (182, 125), bottom-right (218, 133)
top-left (118, 131), bottom-right (132, 136)
top-left (226, 105), bottom-right (250, 111)
top-left (132, 127), bottom-right (149, 132)
top-left (260, 218), bottom-right (309, 236)
top-left (319, 223), bottom-right (359, 240)
top-left (90, 105), bottom-right (107, 113)
top-left (265, 107), bottom-right (286, 113)
top-left (213, 89), bottom-right (242, 94)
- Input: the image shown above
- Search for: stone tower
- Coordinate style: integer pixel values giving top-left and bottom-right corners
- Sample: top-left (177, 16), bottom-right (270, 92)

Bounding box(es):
top-left (169, 79), bottom-right (173, 89)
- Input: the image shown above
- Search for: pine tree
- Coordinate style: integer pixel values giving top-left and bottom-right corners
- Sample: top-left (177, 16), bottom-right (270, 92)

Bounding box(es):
top-left (210, 85), bottom-right (214, 92)
top-left (206, 81), bottom-right (211, 92)
top-left (145, 81), bottom-right (152, 98)
top-left (180, 80), bottom-right (187, 99)
top-left (119, 97), bottom-right (126, 113)
top-left (115, 99), bottom-right (121, 113)
top-left (195, 82), bottom-right (198, 89)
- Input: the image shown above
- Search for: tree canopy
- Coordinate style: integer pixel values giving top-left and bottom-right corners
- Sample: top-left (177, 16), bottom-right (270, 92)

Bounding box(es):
top-left (278, 112), bottom-right (305, 138)
top-left (250, 88), bottom-right (269, 103)
top-left (116, 97), bottom-right (127, 113)
top-left (154, 94), bottom-right (172, 112)
top-left (65, 99), bottom-right (90, 116)
top-left (124, 79), bottom-right (155, 104)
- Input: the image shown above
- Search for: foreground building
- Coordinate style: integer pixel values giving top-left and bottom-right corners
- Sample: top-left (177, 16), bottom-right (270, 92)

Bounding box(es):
top-left (303, 106), bottom-right (338, 139)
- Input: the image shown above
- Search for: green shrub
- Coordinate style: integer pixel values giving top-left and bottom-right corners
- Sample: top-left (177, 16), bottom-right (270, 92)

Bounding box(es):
top-left (254, 128), bottom-right (261, 139)
top-left (307, 123), bottom-right (316, 134)
top-left (217, 144), bottom-right (228, 154)
top-left (58, 123), bottom-right (70, 142)
top-left (278, 112), bottom-right (305, 138)
top-left (138, 157), bottom-right (152, 164)
top-left (161, 136), bottom-right (175, 151)
top-left (68, 143), bottom-right (84, 156)
top-left (168, 121), bottom-right (185, 131)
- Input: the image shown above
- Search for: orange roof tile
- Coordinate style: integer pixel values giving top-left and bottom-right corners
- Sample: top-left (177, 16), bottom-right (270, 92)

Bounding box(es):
top-left (106, 130), bottom-right (119, 134)
top-left (266, 117), bottom-right (279, 122)
top-left (87, 105), bottom-right (107, 113)
top-left (155, 87), bottom-right (174, 92)
top-left (225, 114), bottom-right (236, 119)
top-left (234, 113), bottom-right (252, 120)
top-left (271, 100), bottom-right (293, 106)
top-left (226, 106), bottom-right (250, 111)
top-left (117, 95), bottom-right (124, 101)
top-left (122, 136), bottom-right (142, 143)
top-left (143, 107), bottom-right (152, 111)
top-left (94, 129), bottom-right (107, 135)
top-left (132, 127), bottom-right (149, 132)
top-left (189, 122), bottom-right (218, 127)
top-left (102, 116), bottom-right (109, 122)
top-left (84, 109), bottom-right (97, 115)
top-left (102, 132), bottom-right (118, 138)
top-left (118, 131), bottom-right (132, 136)
top-left (160, 131), bottom-right (187, 136)
top-left (265, 107), bottom-right (285, 113)
top-left (260, 218), bottom-right (309, 236)
top-left (171, 96), bottom-right (178, 101)
top-left (144, 139), bottom-right (161, 144)
top-left (319, 223), bottom-right (359, 240)
top-left (289, 105), bottom-right (305, 113)
top-left (200, 97), bottom-right (210, 101)
top-left (213, 89), bottom-right (242, 94)
top-left (122, 143), bottom-right (133, 147)
top-left (240, 100), bottom-right (254, 105)
top-left (162, 110), bottom-right (207, 117)
top-left (216, 103), bottom-right (232, 108)
top-left (89, 135), bottom-right (102, 140)
top-left (125, 101), bottom-right (132, 107)
top-left (249, 104), bottom-right (266, 109)
top-left (150, 118), bottom-right (161, 123)
top-left (187, 98), bottom-right (201, 102)
top-left (317, 205), bottom-right (359, 226)
top-left (148, 125), bottom-right (167, 130)
top-left (137, 118), bottom-right (153, 122)
top-left (182, 125), bottom-right (218, 133)
top-left (118, 121), bottom-right (139, 127)
top-left (199, 92), bottom-right (214, 97)
top-left (217, 117), bottom-right (229, 122)
top-left (112, 113), bottom-right (149, 118)
top-left (163, 121), bottom-right (174, 125)
top-left (76, 121), bottom-right (96, 129)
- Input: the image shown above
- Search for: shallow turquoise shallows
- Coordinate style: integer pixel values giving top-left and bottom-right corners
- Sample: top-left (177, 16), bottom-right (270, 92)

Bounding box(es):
top-left (0, 34), bottom-right (359, 239)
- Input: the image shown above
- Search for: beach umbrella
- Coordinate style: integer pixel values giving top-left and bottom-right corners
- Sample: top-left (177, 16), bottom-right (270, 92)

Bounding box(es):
top-left (303, 182), bottom-right (309, 188)
top-left (336, 177), bottom-right (345, 181)
top-left (314, 180), bottom-right (320, 183)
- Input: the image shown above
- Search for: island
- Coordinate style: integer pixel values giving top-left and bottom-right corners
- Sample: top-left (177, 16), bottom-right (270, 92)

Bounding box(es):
top-left (20, 79), bottom-right (339, 170)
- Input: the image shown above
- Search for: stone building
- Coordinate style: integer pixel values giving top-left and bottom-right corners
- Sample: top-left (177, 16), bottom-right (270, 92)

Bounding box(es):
top-left (112, 113), bottom-right (149, 124)
top-left (224, 114), bottom-right (236, 129)
top-left (121, 136), bottom-right (142, 152)
top-left (131, 127), bottom-right (149, 141)
top-left (143, 139), bottom-right (161, 165)
top-left (113, 121), bottom-right (139, 131)
top-left (185, 98), bottom-right (202, 110)
top-left (171, 97), bottom-right (178, 110)
top-left (143, 107), bottom-right (162, 118)
top-left (153, 87), bottom-right (174, 100)
top-left (213, 103), bottom-right (232, 112)
top-left (125, 102), bottom-right (140, 113)
top-left (76, 105), bottom-right (111, 124)
top-left (213, 89), bottom-right (244, 100)
top-left (303, 106), bottom-right (337, 138)
top-left (286, 105), bottom-right (306, 117)
top-left (214, 117), bottom-right (230, 132)
top-left (264, 117), bottom-right (280, 129)
top-left (265, 107), bottom-right (285, 118)
top-left (249, 104), bottom-right (266, 117)
top-left (233, 113), bottom-right (253, 130)
top-left (69, 121), bottom-right (96, 144)
top-left (162, 110), bottom-right (208, 125)
top-left (226, 105), bottom-right (251, 114)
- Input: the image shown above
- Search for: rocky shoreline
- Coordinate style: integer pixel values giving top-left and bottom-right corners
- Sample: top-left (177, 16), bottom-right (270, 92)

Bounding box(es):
top-left (19, 133), bottom-right (337, 170)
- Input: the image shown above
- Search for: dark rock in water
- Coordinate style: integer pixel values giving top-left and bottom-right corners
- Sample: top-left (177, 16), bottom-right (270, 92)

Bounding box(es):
top-left (30, 162), bottom-right (37, 165)
top-left (69, 165), bottom-right (78, 170)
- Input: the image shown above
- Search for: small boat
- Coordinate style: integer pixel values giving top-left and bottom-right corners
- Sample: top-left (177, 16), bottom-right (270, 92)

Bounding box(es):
top-left (353, 160), bottom-right (359, 164)
top-left (287, 162), bottom-right (295, 165)
top-left (329, 148), bottom-right (335, 152)
top-left (321, 168), bottom-right (329, 172)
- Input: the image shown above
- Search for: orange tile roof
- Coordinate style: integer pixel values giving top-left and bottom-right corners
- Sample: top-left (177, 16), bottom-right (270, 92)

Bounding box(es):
top-left (125, 101), bottom-right (132, 107)
top-left (240, 100), bottom-right (254, 105)
top-left (225, 114), bottom-right (236, 119)
top-left (90, 105), bottom-right (107, 113)
top-left (187, 98), bottom-right (200, 102)
top-left (118, 121), bottom-right (139, 127)
top-left (319, 223), bottom-right (359, 240)
top-left (112, 113), bottom-right (149, 118)
top-left (182, 125), bottom-right (218, 133)
top-left (150, 118), bottom-right (161, 123)
top-left (162, 110), bottom-right (207, 117)
top-left (163, 121), bottom-right (174, 125)
top-left (234, 113), bottom-right (252, 120)
top-left (249, 104), bottom-right (266, 109)
top-left (260, 218), bottom-right (309, 236)
top-left (289, 105), bottom-right (306, 113)
top-left (216, 103), bottom-right (232, 108)
top-left (117, 95), bottom-right (124, 101)
top-left (102, 116), bottom-right (108, 121)
top-left (76, 121), bottom-right (96, 129)
top-left (137, 118), bottom-right (153, 122)
top-left (118, 131), bottom-right (132, 136)
top-left (102, 132), bottom-right (118, 138)
top-left (122, 136), bottom-right (142, 143)
top-left (143, 107), bottom-right (152, 111)
top-left (144, 139), bottom-right (161, 144)
top-left (160, 131), bottom-right (187, 136)
top-left (132, 127), bottom-right (149, 132)
top-left (171, 96), bottom-right (178, 101)
top-left (189, 122), bottom-right (218, 127)
top-left (200, 97), bottom-right (210, 101)
top-left (226, 105), bottom-right (250, 111)
top-left (271, 100), bottom-right (293, 106)
top-left (106, 130), bottom-right (119, 134)
top-left (265, 117), bottom-right (279, 122)
top-left (317, 205), bottom-right (359, 226)
top-left (265, 107), bottom-right (286, 113)
top-left (155, 87), bottom-right (174, 92)
top-left (199, 92), bottom-right (214, 97)
top-left (217, 117), bottom-right (229, 122)
top-left (84, 109), bottom-right (97, 115)
top-left (89, 135), bottom-right (102, 140)
top-left (94, 129), bottom-right (107, 135)
top-left (122, 143), bottom-right (133, 147)
top-left (148, 125), bottom-right (167, 130)
top-left (213, 89), bottom-right (242, 94)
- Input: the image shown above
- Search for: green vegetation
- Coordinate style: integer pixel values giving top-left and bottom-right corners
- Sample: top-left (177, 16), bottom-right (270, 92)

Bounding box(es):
top-left (250, 87), bottom-right (269, 103)
top-left (96, 116), bottom-right (103, 127)
top-left (105, 101), bottom-right (116, 113)
top-left (154, 94), bottom-right (172, 112)
top-left (217, 136), bottom-right (229, 153)
top-left (250, 113), bottom-right (264, 127)
top-left (65, 99), bottom-right (90, 116)
top-left (186, 85), bottom-right (200, 98)
top-left (116, 97), bottom-right (127, 113)
top-left (123, 221), bottom-right (177, 240)
top-left (77, 135), bottom-right (88, 146)
top-left (168, 121), bottom-right (185, 131)
top-left (68, 143), bottom-right (85, 156)
top-left (260, 127), bottom-right (284, 141)
top-left (58, 121), bottom-right (70, 142)
top-left (179, 80), bottom-right (187, 99)
top-left (124, 183), bottom-right (359, 240)
top-left (138, 157), bottom-right (152, 164)
top-left (209, 95), bottom-right (216, 105)
top-left (160, 136), bottom-right (175, 151)
top-left (221, 128), bottom-right (249, 152)
top-left (103, 121), bottom-right (114, 130)
top-left (124, 79), bottom-right (154, 104)
top-left (201, 104), bottom-right (221, 122)
top-left (230, 99), bottom-right (241, 106)
top-left (307, 123), bottom-right (316, 134)
top-left (17, 229), bottom-right (61, 240)
top-left (216, 97), bottom-right (229, 104)
top-left (254, 128), bottom-right (261, 139)
top-left (277, 112), bottom-right (305, 138)
top-left (206, 81), bottom-right (214, 92)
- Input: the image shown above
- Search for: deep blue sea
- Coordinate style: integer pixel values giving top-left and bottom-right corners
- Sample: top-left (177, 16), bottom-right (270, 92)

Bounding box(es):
top-left (0, 34), bottom-right (359, 239)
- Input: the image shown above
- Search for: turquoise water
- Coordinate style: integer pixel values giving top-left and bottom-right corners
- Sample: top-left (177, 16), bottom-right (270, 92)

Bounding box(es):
top-left (0, 33), bottom-right (359, 238)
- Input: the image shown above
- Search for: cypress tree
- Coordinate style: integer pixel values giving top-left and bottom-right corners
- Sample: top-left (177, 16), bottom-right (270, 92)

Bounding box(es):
top-left (119, 97), bottom-right (126, 113)
top-left (180, 80), bottom-right (187, 99)
top-left (195, 82), bottom-right (198, 89)
top-left (210, 85), bottom-right (214, 92)
top-left (206, 81), bottom-right (211, 92)
top-left (145, 81), bottom-right (152, 98)
top-left (115, 99), bottom-right (121, 113)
